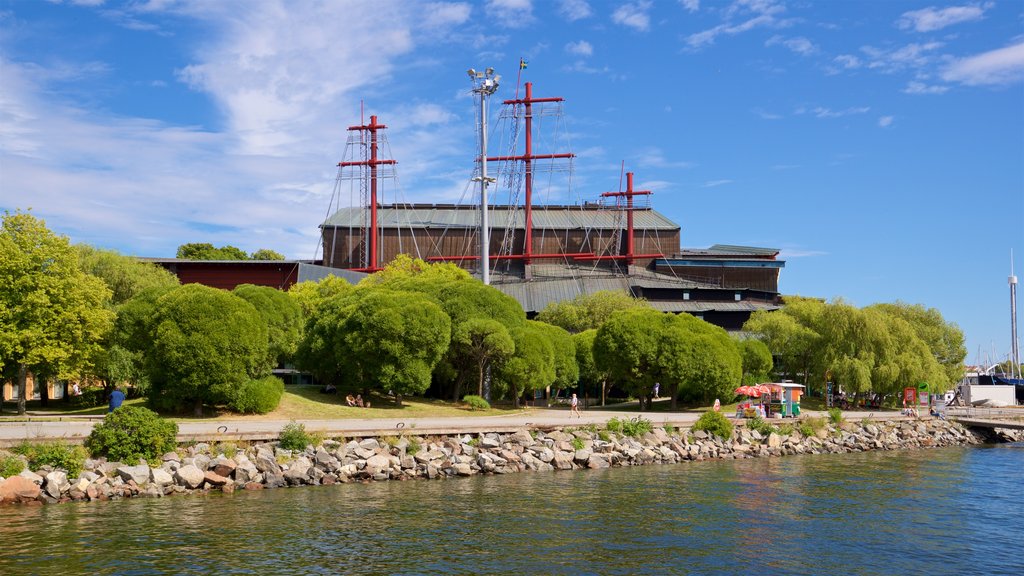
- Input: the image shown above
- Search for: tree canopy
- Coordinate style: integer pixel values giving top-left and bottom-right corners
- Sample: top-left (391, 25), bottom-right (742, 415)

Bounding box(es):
top-left (176, 243), bottom-right (284, 261)
top-left (232, 284), bottom-right (303, 369)
top-left (493, 321), bottom-right (556, 407)
top-left (0, 211), bottom-right (115, 413)
top-left (76, 245), bottom-right (179, 306)
top-left (536, 290), bottom-right (650, 333)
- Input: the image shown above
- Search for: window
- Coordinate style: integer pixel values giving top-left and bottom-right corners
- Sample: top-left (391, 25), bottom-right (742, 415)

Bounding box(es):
top-left (735, 292), bottom-right (742, 301)
top-left (683, 291), bottom-right (690, 301)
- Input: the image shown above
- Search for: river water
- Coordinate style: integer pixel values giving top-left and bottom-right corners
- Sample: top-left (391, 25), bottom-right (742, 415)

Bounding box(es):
top-left (2, 443), bottom-right (1022, 575)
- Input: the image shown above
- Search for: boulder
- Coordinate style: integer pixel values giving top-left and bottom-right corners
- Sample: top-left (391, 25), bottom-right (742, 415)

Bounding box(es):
top-left (358, 438), bottom-right (381, 451)
top-left (587, 454), bottom-right (610, 469)
top-left (43, 471), bottom-right (70, 499)
top-left (235, 461), bottom-right (260, 484)
top-left (552, 452), bottom-right (574, 470)
top-left (161, 452), bottom-right (180, 462)
top-left (255, 453), bottom-right (282, 475)
top-left (452, 463), bottom-right (473, 476)
top-left (117, 464), bottom-right (151, 486)
top-left (150, 468), bottom-right (174, 487)
top-left (263, 472), bottom-right (287, 488)
top-left (479, 436), bottom-right (500, 449)
top-left (1, 476), bottom-right (42, 503)
top-left (174, 464), bottom-right (205, 489)
top-left (203, 471), bottom-right (229, 487)
top-left (212, 458), bottom-right (237, 478)
top-left (19, 470), bottom-right (44, 485)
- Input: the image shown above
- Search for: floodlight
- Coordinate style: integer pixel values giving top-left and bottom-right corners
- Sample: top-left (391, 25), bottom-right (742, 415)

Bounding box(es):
top-left (485, 67), bottom-right (494, 76)
top-left (467, 68), bottom-right (476, 78)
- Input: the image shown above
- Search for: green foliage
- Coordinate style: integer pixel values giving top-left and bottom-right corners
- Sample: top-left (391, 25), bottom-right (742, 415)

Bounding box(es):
top-left (777, 423), bottom-right (794, 435)
top-left (229, 376), bottom-right (285, 414)
top-left (536, 290), bottom-right (651, 333)
top-left (175, 243), bottom-right (248, 260)
top-left (798, 422), bottom-right (814, 437)
top-left (406, 438), bottom-right (421, 455)
top-left (361, 254), bottom-right (473, 285)
top-left (232, 284), bottom-right (303, 368)
top-left (298, 288), bottom-right (450, 405)
top-left (86, 406), bottom-right (178, 464)
top-left (288, 275), bottom-right (353, 318)
top-left (692, 410), bottom-right (734, 440)
top-left (462, 395), bottom-right (490, 411)
top-left (597, 430), bottom-right (611, 442)
top-left (798, 417), bottom-right (826, 437)
top-left (571, 437), bottom-right (585, 451)
top-left (0, 211), bottom-right (115, 409)
top-left (250, 249), bottom-right (285, 260)
top-left (533, 321), bottom-right (578, 391)
top-left (493, 321), bottom-right (556, 406)
top-left (15, 442), bottom-right (87, 477)
top-left (452, 318), bottom-right (514, 398)
top-left (146, 284), bottom-right (269, 414)
top-left (279, 421), bottom-right (313, 451)
top-left (868, 301), bottom-right (966, 387)
top-left (1, 455), bottom-right (24, 477)
top-left (620, 416), bottom-right (653, 437)
top-left (75, 245), bottom-right (179, 306)
top-left (606, 417), bottom-right (624, 434)
top-left (828, 407), bottom-right (844, 425)
top-left (663, 424), bottom-right (677, 435)
top-left (738, 338), bottom-right (774, 384)
top-left (746, 415), bottom-right (776, 436)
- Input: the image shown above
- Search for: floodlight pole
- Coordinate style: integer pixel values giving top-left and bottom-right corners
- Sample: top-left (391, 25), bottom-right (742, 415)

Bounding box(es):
top-left (470, 68), bottom-right (499, 285)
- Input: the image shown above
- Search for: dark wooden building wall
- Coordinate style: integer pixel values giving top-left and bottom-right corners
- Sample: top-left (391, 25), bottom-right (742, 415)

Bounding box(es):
top-left (160, 263), bottom-right (300, 291)
top-left (656, 265), bottom-right (780, 292)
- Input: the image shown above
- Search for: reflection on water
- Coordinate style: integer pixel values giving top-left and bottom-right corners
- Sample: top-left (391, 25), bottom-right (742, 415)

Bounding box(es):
top-left (2, 444), bottom-right (1023, 575)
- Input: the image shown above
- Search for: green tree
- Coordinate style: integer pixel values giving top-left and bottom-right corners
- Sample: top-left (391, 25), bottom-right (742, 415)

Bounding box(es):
top-left (868, 301), bottom-right (966, 387)
top-left (494, 321), bottom-right (555, 407)
top-left (0, 211), bottom-right (115, 414)
top-left (232, 284), bottom-right (303, 369)
top-left (147, 284), bottom-right (269, 415)
top-left (299, 289), bottom-right (450, 406)
top-left (76, 245), bottom-right (179, 305)
top-left (536, 290), bottom-right (650, 333)
top-left (250, 248), bottom-right (285, 260)
top-left (660, 314), bottom-right (742, 408)
top-left (573, 329), bottom-right (610, 404)
top-left (288, 275), bottom-right (353, 318)
top-left (175, 243), bottom-right (248, 260)
top-left (533, 321), bottom-right (578, 391)
top-left (451, 318), bottom-right (514, 399)
top-left (738, 338), bottom-right (774, 385)
top-left (593, 308), bottom-right (663, 409)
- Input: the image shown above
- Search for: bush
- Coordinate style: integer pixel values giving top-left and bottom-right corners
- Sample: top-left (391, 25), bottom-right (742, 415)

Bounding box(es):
top-left (828, 407), bottom-right (844, 426)
top-left (747, 415), bottom-right (776, 436)
top-left (606, 417), bottom-right (624, 434)
top-left (86, 406), bottom-right (178, 464)
top-left (279, 421), bottom-right (313, 451)
top-left (692, 410), bottom-right (734, 440)
top-left (14, 442), bottom-right (87, 477)
top-left (407, 438), bottom-right (421, 455)
top-left (621, 416), bottom-right (653, 438)
top-left (230, 376), bottom-right (284, 414)
top-left (1, 455), bottom-right (25, 477)
top-left (462, 395), bottom-right (490, 411)
top-left (68, 388), bottom-right (106, 409)
top-left (571, 437), bottom-right (585, 451)
top-left (598, 430), bottom-right (611, 442)
top-left (777, 423), bottom-right (794, 435)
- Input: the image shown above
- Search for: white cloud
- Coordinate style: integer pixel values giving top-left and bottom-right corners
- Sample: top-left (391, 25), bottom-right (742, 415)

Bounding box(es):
top-left (897, 3), bottom-right (991, 33)
top-left (752, 107), bottom-right (782, 120)
top-left (833, 54), bottom-right (861, 69)
top-left (679, 0), bottom-right (699, 12)
top-left (422, 2), bottom-right (472, 29)
top-left (612, 1), bottom-right (652, 32)
top-left (903, 80), bottom-right (949, 94)
top-left (685, 0), bottom-right (788, 50)
top-left (878, 115), bottom-right (894, 128)
top-left (765, 34), bottom-right (816, 55)
top-left (859, 41), bottom-right (945, 74)
top-left (702, 179), bottom-right (733, 188)
top-left (565, 40), bottom-right (593, 57)
top-left (633, 146), bottom-right (695, 169)
top-left (485, 0), bottom-right (533, 27)
top-left (558, 0), bottom-right (592, 21)
top-left (797, 106), bottom-right (870, 118)
top-left (942, 41), bottom-right (1024, 86)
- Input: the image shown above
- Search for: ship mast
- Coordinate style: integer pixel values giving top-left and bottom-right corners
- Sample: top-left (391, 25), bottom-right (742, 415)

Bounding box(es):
top-left (1011, 251), bottom-right (1020, 378)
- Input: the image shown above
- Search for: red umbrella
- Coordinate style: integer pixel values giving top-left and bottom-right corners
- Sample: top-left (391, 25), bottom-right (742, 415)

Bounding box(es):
top-left (735, 385), bottom-right (763, 397)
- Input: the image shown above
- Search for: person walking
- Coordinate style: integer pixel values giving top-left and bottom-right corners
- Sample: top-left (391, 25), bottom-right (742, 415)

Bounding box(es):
top-left (108, 387), bottom-right (125, 413)
top-left (570, 393), bottom-right (581, 418)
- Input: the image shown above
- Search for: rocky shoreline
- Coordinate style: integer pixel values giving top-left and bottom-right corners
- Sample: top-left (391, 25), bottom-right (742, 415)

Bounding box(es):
top-left (1, 417), bottom-right (1021, 505)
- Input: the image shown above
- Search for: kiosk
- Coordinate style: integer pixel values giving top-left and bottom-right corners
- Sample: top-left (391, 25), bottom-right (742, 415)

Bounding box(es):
top-left (770, 383), bottom-right (804, 417)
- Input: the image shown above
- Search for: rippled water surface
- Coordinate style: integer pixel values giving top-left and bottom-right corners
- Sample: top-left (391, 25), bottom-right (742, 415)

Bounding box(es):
top-left (2, 444), bottom-right (1022, 575)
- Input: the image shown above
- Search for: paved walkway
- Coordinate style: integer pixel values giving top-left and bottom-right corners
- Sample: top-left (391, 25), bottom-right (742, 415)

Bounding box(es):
top-left (0, 406), bottom-right (904, 445)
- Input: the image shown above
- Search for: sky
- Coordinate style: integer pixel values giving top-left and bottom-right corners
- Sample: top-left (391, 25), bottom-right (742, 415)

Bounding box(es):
top-left (1, 0), bottom-right (1022, 366)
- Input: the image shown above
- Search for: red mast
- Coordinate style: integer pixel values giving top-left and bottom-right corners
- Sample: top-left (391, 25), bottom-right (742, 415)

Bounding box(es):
top-left (338, 115), bottom-right (396, 272)
top-left (579, 172), bottom-right (663, 265)
top-left (487, 82), bottom-right (575, 264)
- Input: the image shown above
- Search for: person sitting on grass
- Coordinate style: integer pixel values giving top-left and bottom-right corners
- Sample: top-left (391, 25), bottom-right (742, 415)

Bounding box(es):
top-left (355, 394), bottom-right (364, 407)
top-left (346, 394), bottom-right (356, 407)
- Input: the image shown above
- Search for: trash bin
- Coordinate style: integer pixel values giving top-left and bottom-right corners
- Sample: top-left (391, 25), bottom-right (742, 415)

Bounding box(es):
top-left (792, 403), bottom-right (800, 416)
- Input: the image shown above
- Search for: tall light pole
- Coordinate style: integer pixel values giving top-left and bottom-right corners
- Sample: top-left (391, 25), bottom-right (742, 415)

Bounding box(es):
top-left (468, 67), bottom-right (500, 285)
top-left (1011, 251), bottom-right (1020, 378)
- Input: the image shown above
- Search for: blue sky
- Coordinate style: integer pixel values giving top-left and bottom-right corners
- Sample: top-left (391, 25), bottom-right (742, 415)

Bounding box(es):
top-left (1, 0), bottom-right (1022, 366)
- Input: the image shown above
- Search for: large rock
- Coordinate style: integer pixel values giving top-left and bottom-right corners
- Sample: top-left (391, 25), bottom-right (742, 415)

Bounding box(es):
top-left (203, 471), bottom-right (229, 487)
top-left (358, 438), bottom-right (380, 451)
top-left (174, 464), bottom-right (205, 489)
top-left (235, 461), bottom-right (260, 484)
top-left (150, 468), bottom-right (174, 487)
top-left (0, 475), bottom-right (42, 503)
top-left (255, 453), bottom-right (282, 475)
top-left (43, 471), bottom-right (70, 499)
top-left (365, 454), bottom-right (391, 474)
top-left (212, 457), bottom-right (237, 478)
top-left (117, 464), bottom-right (151, 486)
top-left (510, 430), bottom-right (534, 446)
top-left (263, 472), bottom-right (287, 489)
top-left (19, 470), bottom-right (44, 485)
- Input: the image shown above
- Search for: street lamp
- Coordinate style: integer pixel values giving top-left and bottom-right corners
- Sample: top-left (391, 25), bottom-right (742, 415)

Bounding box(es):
top-left (469, 66), bottom-right (500, 286)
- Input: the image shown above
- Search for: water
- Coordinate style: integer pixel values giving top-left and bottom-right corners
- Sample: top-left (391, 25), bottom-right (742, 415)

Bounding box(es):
top-left (2, 444), bottom-right (1023, 575)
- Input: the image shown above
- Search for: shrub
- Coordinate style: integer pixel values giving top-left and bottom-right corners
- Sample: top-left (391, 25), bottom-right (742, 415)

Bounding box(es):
top-left (621, 416), bottom-right (653, 438)
top-left (598, 430), bottom-right (611, 442)
top-left (828, 407), bottom-right (844, 426)
top-left (407, 438), bottom-right (421, 455)
top-left (230, 376), bottom-right (285, 414)
top-left (777, 423), bottom-right (794, 435)
top-left (606, 417), bottom-right (624, 434)
top-left (15, 442), bottom-right (87, 477)
top-left (86, 406), bottom-right (178, 464)
top-left (692, 410), bottom-right (734, 440)
top-left (571, 437), bottom-right (585, 451)
top-left (798, 422), bottom-right (814, 437)
top-left (279, 421), bottom-right (313, 451)
top-left (462, 395), bottom-right (490, 411)
top-left (1, 455), bottom-right (25, 477)
top-left (663, 424), bottom-right (677, 436)
top-left (747, 415), bottom-right (776, 436)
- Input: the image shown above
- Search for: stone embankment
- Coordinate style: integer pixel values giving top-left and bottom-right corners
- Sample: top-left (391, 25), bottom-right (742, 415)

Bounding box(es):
top-left (1, 418), bottom-right (1020, 505)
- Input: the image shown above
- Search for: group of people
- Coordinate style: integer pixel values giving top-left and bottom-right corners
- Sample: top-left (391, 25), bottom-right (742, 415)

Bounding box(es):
top-left (346, 394), bottom-right (371, 408)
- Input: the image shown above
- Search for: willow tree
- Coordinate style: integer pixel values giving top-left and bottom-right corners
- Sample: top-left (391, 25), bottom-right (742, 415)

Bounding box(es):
top-left (868, 302), bottom-right (966, 387)
top-left (536, 290), bottom-right (650, 333)
top-left (494, 321), bottom-right (555, 408)
top-left (737, 338), bottom-right (774, 385)
top-left (0, 211), bottom-right (114, 414)
top-left (451, 317), bottom-right (514, 399)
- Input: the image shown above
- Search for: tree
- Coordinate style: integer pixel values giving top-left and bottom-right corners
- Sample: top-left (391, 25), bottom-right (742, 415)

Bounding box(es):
top-left (533, 321), bottom-right (578, 392)
top-left (232, 284), bottom-right (303, 369)
top-left (593, 308), bottom-right (663, 409)
top-left (868, 302), bottom-right (966, 386)
top-left (147, 284), bottom-right (269, 415)
top-left (743, 301), bottom-right (823, 388)
top-left (289, 275), bottom-right (353, 318)
top-left (494, 321), bottom-right (555, 407)
top-left (738, 338), bottom-right (773, 385)
top-left (76, 245), bottom-right (179, 305)
top-left (250, 248), bottom-right (285, 260)
top-left (0, 211), bottom-right (114, 414)
top-left (175, 243), bottom-right (248, 260)
top-left (536, 290), bottom-right (650, 333)
top-left (573, 329), bottom-right (610, 405)
top-left (451, 318), bottom-right (514, 399)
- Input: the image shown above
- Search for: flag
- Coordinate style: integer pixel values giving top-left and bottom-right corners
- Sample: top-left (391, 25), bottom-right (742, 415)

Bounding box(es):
top-left (520, 58), bottom-right (528, 70)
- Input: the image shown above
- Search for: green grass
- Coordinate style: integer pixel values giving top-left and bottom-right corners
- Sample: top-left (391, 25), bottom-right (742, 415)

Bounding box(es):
top-left (0, 397), bottom-right (146, 417)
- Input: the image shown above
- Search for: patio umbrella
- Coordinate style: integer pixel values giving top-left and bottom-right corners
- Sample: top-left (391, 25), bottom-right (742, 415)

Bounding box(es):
top-left (734, 385), bottom-right (764, 397)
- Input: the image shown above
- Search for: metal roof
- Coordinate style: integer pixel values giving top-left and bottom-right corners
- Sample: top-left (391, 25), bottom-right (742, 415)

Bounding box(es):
top-left (322, 204), bottom-right (680, 231)
top-left (647, 301), bottom-right (780, 313)
top-left (676, 244), bottom-right (780, 257)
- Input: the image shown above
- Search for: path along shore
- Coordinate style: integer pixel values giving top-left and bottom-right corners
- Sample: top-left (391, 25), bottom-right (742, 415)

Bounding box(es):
top-left (2, 410), bottom-right (1021, 506)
